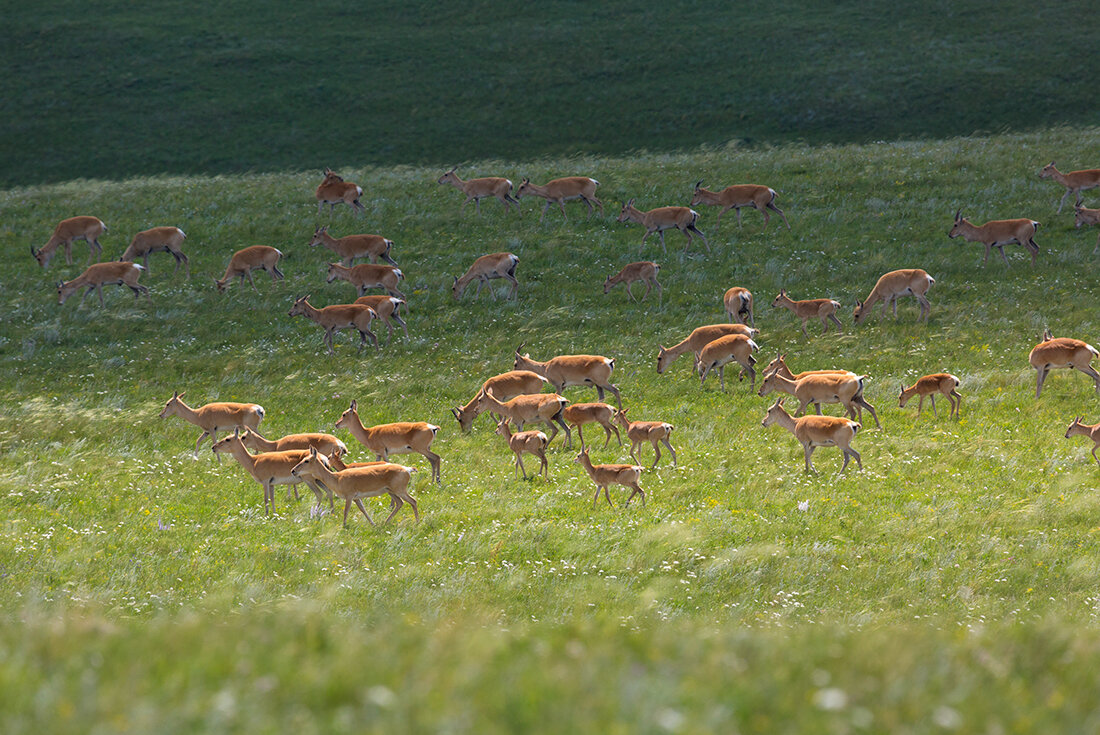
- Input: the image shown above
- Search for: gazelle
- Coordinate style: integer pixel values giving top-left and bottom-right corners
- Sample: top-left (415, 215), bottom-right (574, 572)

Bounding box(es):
top-left (451, 370), bottom-right (549, 432)
top-left (494, 418), bottom-right (549, 480)
top-left (760, 354), bottom-right (880, 429)
top-left (119, 227), bottom-right (189, 277)
top-left (437, 167), bottom-right (520, 215)
top-left (1064, 417), bottom-right (1100, 468)
top-left (724, 287), bottom-right (754, 327)
top-left (354, 295), bottom-right (408, 343)
top-left (513, 345), bottom-right (622, 409)
top-left (690, 181), bottom-right (790, 230)
top-left (613, 408), bottom-right (675, 468)
top-left (288, 295), bottom-right (379, 354)
top-left (616, 199), bottom-right (709, 253)
top-left (214, 246), bottom-right (284, 293)
top-left (315, 169), bottom-right (365, 216)
top-left (603, 262), bottom-right (662, 302)
top-left (240, 428), bottom-right (347, 458)
top-left (325, 262), bottom-right (405, 299)
top-left (574, 449), bottom-right (644, 508)
top-left (1029, 335), bottom-right (1100, 398)
top-left (899, 373), bottom-right (962, 418)
top-left (476, 388), bottom-right (571, 447)
top-left (1039, 162), bottom-right (1100, 213)
top-left (948, 210), bottom-right (1040, 266)
top-left (562, 402), bottom-right (622, 451)
top-left (853, 269), bottom-right (935, 324)
top-left (212, 431), bottom-right (325, 515)
top-left (1073, 204), bottom-right (1100, 255)
top-left (291, 448), bottom-right (419, 526)
top-left (31, 216), bottom-right (107, 268)
top-left (308, 226), bottom-right (397, 266)
top-left (761, 399), bottom-right (862, 474)
top-left (158, 391), bottom-right (265, 458)
top-left (57, 262), bottom-right (149, 306)
top-left (515, 176), bottom-right (603, 223)
top-left (697, 334), bottom-right (759, 391)
top-left (771, 290), bottom-right (842, 335)
top-left (334, 400), bottom-right (442, 482)
top-left (757, 371), bottom-right (865, 422)
top-left (453, 252), bottom-right (519, 300)
top-left (656, 323), bottom-right (758, 374)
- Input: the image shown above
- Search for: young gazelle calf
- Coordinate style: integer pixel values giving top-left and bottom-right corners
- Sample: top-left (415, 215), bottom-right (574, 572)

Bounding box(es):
top-left (1073, 205), bottom-right (1100, 255)
top-left (1029, 335), bottom-right (1100, 398)
top-left (334, 400), bottom-right (442, 483)
top-left (239, 428), bottom-right (347, 458)
top-left (158, 391), bottom-right (265, 459)
top-left (495, 419), bottom-right (549, 480)
top-left (32, 216), bottom-right (107, 268)
top-left (57, 262), bottom-right (149, 306)
top-left (758, 371), bottom-right (866, 424)
top-left (604, 262), bottom-right (662, 302)
top-left (288, 295), bottom-right (379, 354)
top-left (697, 334), bottom-right (759, 391)
top-left (614, 408), bottom-right (676, 468)
top-left (120, 227), bottom-right (189, 277)
top-left (451, 370), bottom-right (549, 433)
top-left (354, 295), bottom-right (408, 343)
top-left (562, 402), bottom-right (622, 451)
top-left (761, 399), bottom-right (862, 474)
top-left (898, 374), bottom-right (962, 418)
top-left (315, 169), bottom-right (365, 216)
top-left (437, 167), bottom-right (521, 215)
top-left (212, 430), bottom-right (326, 515)
top-left (853, 269), bottom-right (934, 324)
top-left (1039, 162), bottom-right (1100, 213)
top-left (308, 226), bottom-right (397, 266)
top-left (656, 323), bottom-right (758, 374)
top-left (453, 252), bottom-right (520, 300)
top-left (771, 290), bottom-right (842, 336)
top-left (690, 181), bottom-right (790, 230)
top-left (214, 246), bottom-right (284, 292)
top-left (325, 262), bottom-right (406, 299)
top-left (948, 210), bottom-right (1040, 266)
top-left (476, 388), bottom-right (571, 447)
top-left (616, 199), bottom-right (709, 253)
top-left (574, 449), bottom-right (645, 508)
top-left (291, 448), bottom-right (419, 527)
top-left (514, 346), bottom-right (622, 409)
top-left (760, 354), bottom-right (880, 429)
top-left (724, 287), bottom-right (754, 327)
top-left (515, 176), bottom-right (603, 223)
top-left (1064, 417), bottom-right (1100, 468)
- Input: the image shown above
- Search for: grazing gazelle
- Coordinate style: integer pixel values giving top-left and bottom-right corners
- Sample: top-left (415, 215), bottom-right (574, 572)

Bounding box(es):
top-left (1039, 162), bottom-right (1100, 213)
top-left (690, 181), bottom-right (790, 230)
top-left (853, 269), bottom-right (935, 324)
top-left (771, 290), bottom-right (842, 336)
top-left (656, 323), bottom-right (758, 374)
top-left (334, 400), bottom-right (442, 483)
top-left (948, 210), bottom-right (1040, 266)
top-left (288, 295), bottom-right (379, 354)
top-left (291, 448), bottom-right (419, 527)
top-left (214, 246), bottom-right (284, 293)
top-left (614, 408), bottom-right (676, 468)
top-left (451, 370), bottom-right (549, 433)
top-left (308, 226), bottom-right (397, 266)
top-left (32, 216), bottom-right (107, 268)
top-left (898, 374), bottom-right (962, 418)
top-left (315, 168), bottom-right (365, 216)
top-left (604, 262), bottom-right (662, 302)
top-left (453, 252), bottom-right (520, 300)
top-left (57, 262), bottom-right (149, 306)
top-left (514, 345), bottom-right (622, 409)
top-left (1029, 333), bottom-right (1100, 398)
top-left (1064, 417), bottom-right (1100, 467)
top-left (515, 176), bottom-right (603, 223)
top-left (761, 399), bottom-right (862, 474)
top-left (723, 287), bottom-right (754, 327)
top-left (158, 391), bottom-right (265, 459)
top-left (437, 167), bottom-right (521, 215)
top-left (617, 200), bottom-right (709, 253)
top-left (1073, 204), bottom-right (1100, 255)
top-left (574, 449), bottom-right (645, 508)
top-left (494, 418), bottom-right (549, 480)
top-left (120, 227), bottom-right (189, 277)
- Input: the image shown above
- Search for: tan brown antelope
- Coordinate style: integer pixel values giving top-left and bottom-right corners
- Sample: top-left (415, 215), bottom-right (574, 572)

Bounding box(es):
top-left (325, 262), bottom-right (405, 299)
top-left (214, 246), bottom-right (284, 293)
top-left (690, 181), bottom-right (790, 230)
top-left (1064, 417), bottom-right (1100, 467)
top-left (158, 391), bottom-right (265, 459)
top-left (853, 269), bottom-right (935, 324)
top-left (898, 373), bottom-right (962, 418)
top-left (603, 262), bottom-right (662, 302)
top-left (656, 323), bottom-right (759, 374)
top-left (212, 431), bottom-right (325, 515)
top-left (288, 295), bottom-right (379, 354)
top-left (562, 402), bottom-right (622, 451)
top-left (1029, 334), bottom-right (1100, 398)
top-left (120, 227), bottom-right (189, 277)
top-left (758, 371), bottom-right (865, 422)
top-left (354, 295), bottom-right (408, 343)
top-left (1073, 204), bottom-right (1100, 255)
top-left (451, 370), bottom-right (549, 433)
top-left (291, 448), bottom-right (419, 526)
top-left (334, 400), bottom-right (442, 483)
top-left (32, 216), bottom-right (107, 268)
top-left (453, 252), bottom-right (520, 300)
top-left (724, 287), bottom-right (754, 327)
top-left (761, 399), bottom-right (862, 474)
top-left (1039, 162), bottom-right (1100, 213)
top-left (494, 418), bottom-right (549, 480)
top-left (613, 408), bottom-right (675, 468)
top-left (57, 262), bottom-right (149, 306)
top-left (514, 345), bottom-right (622, 409)
top-left (771, 290), bottom-right (842, 335)
top-left (437, 167), bottom-right (521, 215)
top-left (315, 168), bottom-right (365, 216)
top-left (476, 388), bottom-right (571, 447)
top-left (616, 199), bottom-right (710, 253)
top-left (697, 334), bottom-right (759, 391)
top-left (948, 211), bottom-right (1040, 266)
top-left (240, 428), bottom-right (348, 458)
top-left (574, 448), bottom-right (645, 508)
top-left (308, 226), bottom-right (397, 266)
top-left (760, 354), bottom-right (880, 428)
top-left (515, 176), bottom-right (603, 223)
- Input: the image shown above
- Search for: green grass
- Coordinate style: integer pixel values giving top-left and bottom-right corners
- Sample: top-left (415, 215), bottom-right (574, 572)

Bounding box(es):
top-left (4, 0), bottom-right (1100, 185)
top-left (3, 128), bottom-right (1100, 731)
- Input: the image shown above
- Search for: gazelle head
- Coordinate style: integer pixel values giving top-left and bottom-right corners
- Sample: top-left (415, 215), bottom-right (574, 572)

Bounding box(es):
top-left (1039, 328), bottom-right (1054, 343)
top-left (761, 353), bottom-right (788, 378)
top-left (1065, 416), bottom-right (1085, 439)
top-left (573, 448), bottom-right (591, 465)
top-left (56, 278), bottom-right (80, 304)
top-left (291, 446), bottom-right (330, 479)
top-left (602, 275), bottom-right (614, 295)
top-left (514, 178), bottom-right (534, 198)
top-left (31, 244), bottom-right (51, 268)
top-left (770, 290), bottom-right (788, 307)
top-left (757, 372), bottom-right (779, 398)
top-left (335, 399), bottom-right (359, 431)
top-left (211, 427), bottom-right (242, 456)
top-left (852, 300), bottom-right (870, 324)
top-left (159, 391), bottom-right (186, 419)
top-left (512, 343), bottom-right (533, 371)
top-left (493, 417), bottom-right (512, 438)
top-left (761, 399), bottom-right (788, 428)
top-left (1038, 162), bottom-right (1057, 179)
top-left (325, 263), bottom-right (344, 284)
top-left (947, 209), bottom-right (967, 239)
top-left (307, 226), bottom-right (328, 247)
top-left (689, 180), bottom-right (706, 207)
top-left (616, 199), bottom-right (637, 223)
top-left (436, 166), bottom-right (459, 185)
top-left (451, 276), bottom-right (463, 300)
top-left (322, 168), bottom-right (343, 183)
top-left (288, 295), bottom-right (311, 318)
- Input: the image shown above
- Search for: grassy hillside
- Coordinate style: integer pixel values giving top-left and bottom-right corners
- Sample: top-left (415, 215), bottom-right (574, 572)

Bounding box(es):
top-left (4, 0), bottom-right (1100, 185)
top-left (3, 129), bottom-right (1100, 731)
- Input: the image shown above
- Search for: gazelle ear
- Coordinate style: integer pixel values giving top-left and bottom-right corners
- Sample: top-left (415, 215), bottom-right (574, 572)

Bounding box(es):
top-left (349, 399), bottom-right (357, 411)
top-left (954, 209), bottom-right (962, 221)
top-left (234, 427), bottom-right (240, 437)
top-left (310, 446), bottom-right (318, 457)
